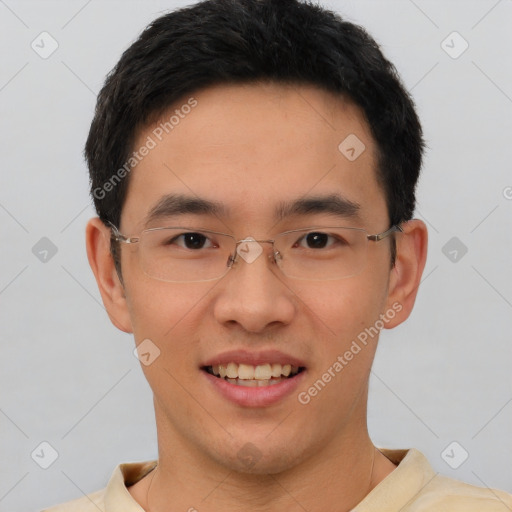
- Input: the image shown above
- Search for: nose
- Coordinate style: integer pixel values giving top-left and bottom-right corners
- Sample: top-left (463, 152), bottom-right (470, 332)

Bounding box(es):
top-left (213, 240), bottom-right (296, 333)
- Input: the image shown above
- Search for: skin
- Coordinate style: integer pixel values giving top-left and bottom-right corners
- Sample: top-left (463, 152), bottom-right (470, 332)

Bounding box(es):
top-left (86, 82), bottom-right (428, 511)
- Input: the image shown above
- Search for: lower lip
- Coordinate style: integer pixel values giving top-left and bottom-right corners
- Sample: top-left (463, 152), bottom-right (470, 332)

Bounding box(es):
top-left (202, 369), bottom-right (307, 407)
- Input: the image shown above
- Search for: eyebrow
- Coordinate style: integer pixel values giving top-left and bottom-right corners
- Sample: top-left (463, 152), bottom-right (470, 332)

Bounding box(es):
top-left (275, 194), bottom-right (361, 222)
top-left (145, 194), bottom-right (228, 226)
top-left (144, 193), bottom-right (361, 226)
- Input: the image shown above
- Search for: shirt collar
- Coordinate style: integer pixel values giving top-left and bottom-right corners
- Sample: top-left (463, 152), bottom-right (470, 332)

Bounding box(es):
top-left (102, 448), bottom-right (436, 511)
top-left (352, 448), bottom-right (437, 512)
top-left (104, 459), bottom-right (157, 512)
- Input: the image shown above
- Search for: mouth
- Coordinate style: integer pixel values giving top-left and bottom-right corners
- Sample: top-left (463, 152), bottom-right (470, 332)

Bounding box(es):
top-left (202, 363), bottom-right (306, 387)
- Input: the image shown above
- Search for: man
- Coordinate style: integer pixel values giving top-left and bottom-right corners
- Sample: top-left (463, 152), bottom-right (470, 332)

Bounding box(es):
top-left (45, 0), bottom-right (512, 510)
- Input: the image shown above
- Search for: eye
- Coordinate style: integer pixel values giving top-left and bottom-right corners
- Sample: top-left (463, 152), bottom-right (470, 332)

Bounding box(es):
top-left (296, 232), bottom-right (337, 249)
top-left (170, 232), bottom-right (214, 250)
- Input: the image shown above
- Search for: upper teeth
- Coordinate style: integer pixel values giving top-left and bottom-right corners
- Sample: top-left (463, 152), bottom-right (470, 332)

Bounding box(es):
top-left (210, 363), bottom-right (300, 380)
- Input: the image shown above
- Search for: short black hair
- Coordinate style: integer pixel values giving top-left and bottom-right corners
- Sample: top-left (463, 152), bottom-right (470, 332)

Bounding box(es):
top-left (85, 0), bottom-right (424, 276)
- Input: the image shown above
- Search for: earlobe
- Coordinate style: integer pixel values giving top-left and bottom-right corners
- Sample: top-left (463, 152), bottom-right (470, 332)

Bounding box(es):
top-left (384, 219), bottom-right (428, 329)
top-left (85, 217), bottom-right (133, 334)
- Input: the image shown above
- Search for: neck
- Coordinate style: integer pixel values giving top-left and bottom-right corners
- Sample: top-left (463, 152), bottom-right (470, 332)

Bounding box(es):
top-left (134, 413), bottom-right (396, 512)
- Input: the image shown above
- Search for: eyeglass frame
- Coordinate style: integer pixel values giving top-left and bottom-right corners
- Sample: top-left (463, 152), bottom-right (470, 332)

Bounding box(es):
top-left (108, 222), bottom-right (403, 282)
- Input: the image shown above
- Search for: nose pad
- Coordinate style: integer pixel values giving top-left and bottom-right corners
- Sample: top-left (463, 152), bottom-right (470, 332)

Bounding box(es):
top-left (236, 238), bottom-right (264, 265)
top-left (228, 240), bottom-right (280, 269)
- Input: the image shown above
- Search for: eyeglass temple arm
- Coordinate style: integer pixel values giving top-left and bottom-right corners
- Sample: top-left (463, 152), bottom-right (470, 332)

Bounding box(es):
top-left (367, 224), bottom-right (403, 242)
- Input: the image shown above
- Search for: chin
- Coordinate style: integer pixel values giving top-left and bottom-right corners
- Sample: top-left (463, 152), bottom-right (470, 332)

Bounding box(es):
top-left (210, 438), bottom-right (309, 476)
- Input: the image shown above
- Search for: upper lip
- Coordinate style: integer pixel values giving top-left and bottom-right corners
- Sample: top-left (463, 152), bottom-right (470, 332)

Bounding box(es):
top-left (201, 349), bottom-right (306, 368)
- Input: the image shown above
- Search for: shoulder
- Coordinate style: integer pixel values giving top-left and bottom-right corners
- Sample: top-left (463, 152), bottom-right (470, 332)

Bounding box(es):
top-left (39, 459), bottom-right (157, 512)
top-left (368, 448), bottom-right (512, 512)
top-left (408, 473), bottom-right (512, 511)
top-left (40, 488), bottom-right (106, 512)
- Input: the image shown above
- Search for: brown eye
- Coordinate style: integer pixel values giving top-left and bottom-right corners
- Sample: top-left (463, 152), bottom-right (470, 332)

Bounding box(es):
top-left (304, 232), bottom-right (329, 249)
top-left (169, 232), bottom-right (212, 250)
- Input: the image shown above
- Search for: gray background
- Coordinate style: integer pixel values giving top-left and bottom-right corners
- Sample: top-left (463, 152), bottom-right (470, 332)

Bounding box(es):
top-left (1, 0), bottom-right (511, 510)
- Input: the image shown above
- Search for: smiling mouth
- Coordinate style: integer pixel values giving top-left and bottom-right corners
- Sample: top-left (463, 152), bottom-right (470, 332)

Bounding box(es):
top-left (203, 363), bottom-right (306, 387)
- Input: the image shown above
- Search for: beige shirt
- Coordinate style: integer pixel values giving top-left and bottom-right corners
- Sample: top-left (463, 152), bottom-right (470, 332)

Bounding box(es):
top-left (42, 448), bottom-right (512, 511)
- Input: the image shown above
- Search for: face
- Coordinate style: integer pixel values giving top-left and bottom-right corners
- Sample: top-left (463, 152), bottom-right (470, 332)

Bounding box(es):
top-left (103, 83), bottom-right (407, 474)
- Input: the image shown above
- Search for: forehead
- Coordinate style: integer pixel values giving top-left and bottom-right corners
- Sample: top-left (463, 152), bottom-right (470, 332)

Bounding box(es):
top-left (122, 82), bottom-right (386, 231)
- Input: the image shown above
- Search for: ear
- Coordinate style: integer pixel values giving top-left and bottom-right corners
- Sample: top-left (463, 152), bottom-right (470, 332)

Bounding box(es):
top-left (85, 217), bottom-right (133, 333)
top-left (384, 219), bottom-right (428, 328)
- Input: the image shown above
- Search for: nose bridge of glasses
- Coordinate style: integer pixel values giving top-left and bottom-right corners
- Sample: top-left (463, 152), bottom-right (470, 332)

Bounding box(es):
top-left (230, 237), bottom-right (279, 267)
top-left (237, 237), bottom-right (275, 245)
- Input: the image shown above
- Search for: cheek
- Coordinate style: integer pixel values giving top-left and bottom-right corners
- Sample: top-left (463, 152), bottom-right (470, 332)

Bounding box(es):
top-left (123, 274), bottom-right (218, 379)
top-left (124, 265), bottom-right (213, 335)
top-left (291, 277), bottom-right (388, 419)
top-left (124, 279), bottom-right (214, 404)
top-left (289, 271), bottom-right (389, 345)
